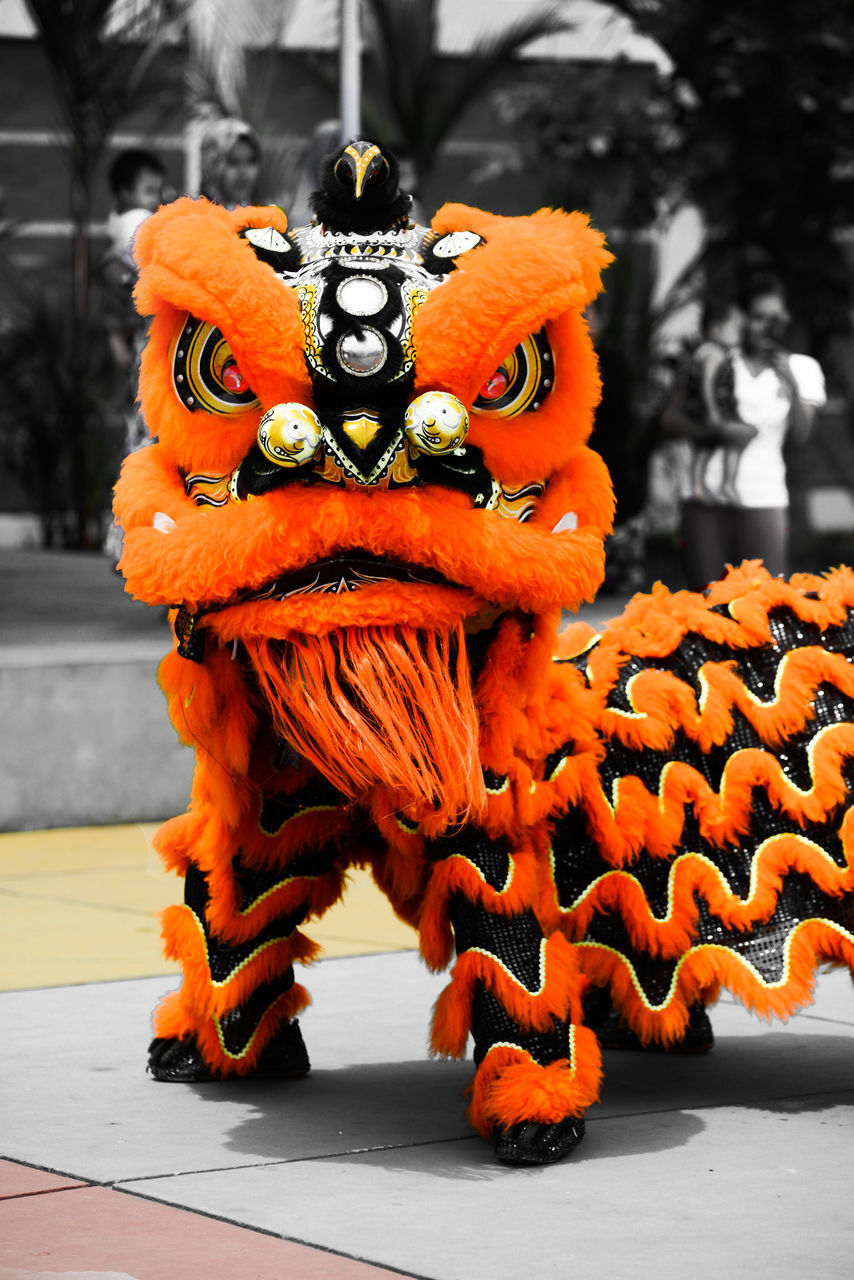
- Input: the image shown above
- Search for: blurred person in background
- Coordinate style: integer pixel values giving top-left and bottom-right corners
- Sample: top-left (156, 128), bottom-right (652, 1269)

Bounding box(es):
top-left (680, 275), bottom-right (824, 587)
top-left (588, 301), bottom-right (654, 591)
top-left (102, 148), bottom-right (165, 385)
top-left (100, 148), bottom-right (166, 559)
top-left (200, 118), bottom-right (262, 209)
top-left (681, 298), bottom-right (747, 503)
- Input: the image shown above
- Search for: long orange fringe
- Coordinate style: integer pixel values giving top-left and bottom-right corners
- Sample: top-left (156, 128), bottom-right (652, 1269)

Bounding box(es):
top-left (244, 623), bottom-right (486, 831)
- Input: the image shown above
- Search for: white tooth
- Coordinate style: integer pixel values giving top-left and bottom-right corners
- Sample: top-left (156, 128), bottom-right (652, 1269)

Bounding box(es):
top-left (153, 511), bottom-right (176, 533)
top-left (552, 511), bottom-right (578, 533)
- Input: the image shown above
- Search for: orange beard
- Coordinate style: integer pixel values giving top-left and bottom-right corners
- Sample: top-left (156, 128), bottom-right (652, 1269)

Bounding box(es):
top-left (243, 622), bottom-right (487, 830)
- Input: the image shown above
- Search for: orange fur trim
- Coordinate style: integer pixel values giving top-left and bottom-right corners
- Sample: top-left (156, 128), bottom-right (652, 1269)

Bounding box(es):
top-left (133, 199), bottom-right (309, 473)
top-left (540, 724), bottom-right (854, 871)
top-left (159, 642), bottom-right (256, 791)
top-left (195, 987), bottom-right (308, 1077)
top-left (597, 648), bottom-right (854, 755)
top-left (152, 983), bottom-right (310, 1077)
top-left (431, 930), bottom-right (581, 1057)
top-left (465, 1027), bottom-right (603, 1136)
top-left (546, 833), bottom-right (854, 958)
top-left (117, 476), bottom-right (606, 622)
top-left (201, 856), bottom-right (346, 946)
top-left (416, 205), bottom-right (612, 468)
top-left (577, 917), bottom-right (854, 1045)
top-left (153, 811), bottom-right (203, 876)
top-left (587, 564), bottom-right (854, 685)
top-left (532, 449), bottom-right (615, 544)
top-left (418, 846), bottom-right (543, 972)
top-left (159, 903), bottom-right (317, 1020)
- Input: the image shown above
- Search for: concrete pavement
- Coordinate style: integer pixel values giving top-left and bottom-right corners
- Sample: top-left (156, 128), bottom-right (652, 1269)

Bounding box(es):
top-left (2, 935), bottom-right (853, 1277)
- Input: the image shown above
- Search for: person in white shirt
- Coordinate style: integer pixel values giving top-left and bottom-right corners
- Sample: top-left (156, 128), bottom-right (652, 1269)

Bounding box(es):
top-left (682, 275), bottom-right (824, 587)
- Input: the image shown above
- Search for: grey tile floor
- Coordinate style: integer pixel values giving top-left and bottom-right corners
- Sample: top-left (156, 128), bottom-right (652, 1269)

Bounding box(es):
top-left (3, 951), bottom-right (853, 1279)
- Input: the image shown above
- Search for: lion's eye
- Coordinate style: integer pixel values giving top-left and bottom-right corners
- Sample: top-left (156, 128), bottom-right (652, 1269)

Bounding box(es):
top-left (221, 358), bottom-right (249, 395)
top-left (171, 314), bottom-right (260, 415)
top-left (472, 329), bottom-right (554, 418)
top-left (478, 368), bottom-right (510, 401)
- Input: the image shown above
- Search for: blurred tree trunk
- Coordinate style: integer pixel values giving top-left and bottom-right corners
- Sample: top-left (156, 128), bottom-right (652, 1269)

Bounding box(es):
top-left (24, 0), bottom-right (178, 546)
top-left (69, 141), bottom-right (93, 547)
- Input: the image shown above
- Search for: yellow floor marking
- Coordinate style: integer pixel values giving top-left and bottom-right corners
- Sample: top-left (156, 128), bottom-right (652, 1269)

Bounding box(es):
top-left (0, 824), bottom-right (417, 991)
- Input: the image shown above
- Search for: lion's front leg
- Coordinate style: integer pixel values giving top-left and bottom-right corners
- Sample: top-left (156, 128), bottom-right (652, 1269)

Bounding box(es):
top-left (149, 839), bottom-right (343, 1082)
top-left (422, 830), bottom-right (602, 1163)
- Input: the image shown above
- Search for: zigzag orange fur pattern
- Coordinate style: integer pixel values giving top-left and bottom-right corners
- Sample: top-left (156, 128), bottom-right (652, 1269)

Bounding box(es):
top-left (417, 844), bottom-right (543, 972)
top-left (159, 903), bottom-right (317, 1021)
top-left (152, 985), bottom-right (308, 1077)
top-left (431, 930), bottom-right (580, 1058)
top-left (543, 831), bottom-right (854, 955)
top-left (576, 918), bottom-right (854, 1046)
top-left (534, 727), bottom-right (854, 867)
top-left (541, 564), bottom-right (854, 1041)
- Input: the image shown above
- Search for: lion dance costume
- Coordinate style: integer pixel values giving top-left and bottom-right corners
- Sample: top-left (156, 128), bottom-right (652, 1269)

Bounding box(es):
top-left (115, 141), bottom-right (854, 1164)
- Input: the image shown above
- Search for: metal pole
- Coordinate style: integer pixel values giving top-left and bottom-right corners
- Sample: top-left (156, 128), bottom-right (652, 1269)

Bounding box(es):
top-left (339, 0), bottom-right (361, 143)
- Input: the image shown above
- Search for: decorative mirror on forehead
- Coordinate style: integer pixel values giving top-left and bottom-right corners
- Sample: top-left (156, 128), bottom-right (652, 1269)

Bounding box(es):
top-left (335, 275), bottom-right (389, 316)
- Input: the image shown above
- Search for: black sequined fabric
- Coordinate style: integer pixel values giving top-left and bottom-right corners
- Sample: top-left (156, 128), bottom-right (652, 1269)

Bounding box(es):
top-left (482, 767), bottom-right (509, 794)
top-left (692, 874), bottom-right (852, 985)
top-left (203, 910), bottom-right (305, 985)
top-left (472, 986), bottom-right (570, 1067)
top-left (428, 828), bottom-right (511, 891)
top-left (451, 899), bottom-right (545, 992)
top-left (217, 974), bottom-right (296, 1057)
top-left (174, 606), bottom-right (206, 663)
top-left (582, 913), bottom-right (679, 1006)
top-left (259, 777), bottom-right (345, 835)
top-left (182, 865), bottom-right (309, 984)
top-left (544, 742), bottom-right (575, 779)
top-left (231, 843), bottom-right (339, 914)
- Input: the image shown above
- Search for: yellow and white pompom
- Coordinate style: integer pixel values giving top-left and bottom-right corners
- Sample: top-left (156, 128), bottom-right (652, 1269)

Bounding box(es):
top-left (403, 391), bottom-right (469, 455)
top-left (257, 403), bottom-right (323, 467)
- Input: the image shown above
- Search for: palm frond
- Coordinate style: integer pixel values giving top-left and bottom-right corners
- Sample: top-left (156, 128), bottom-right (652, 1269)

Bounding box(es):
top-left (184, 0), bottom-right (297, 120)
top-left (361, 0), bottom-right (571, 177)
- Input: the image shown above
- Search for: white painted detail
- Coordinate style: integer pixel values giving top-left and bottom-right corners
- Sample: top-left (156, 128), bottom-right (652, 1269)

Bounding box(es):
top-left (552, 511), bottom-right (578, 533)
top-left (432, 231), bottom-right (483, 258)
top-left (244, 226), bottom-right (289, 253)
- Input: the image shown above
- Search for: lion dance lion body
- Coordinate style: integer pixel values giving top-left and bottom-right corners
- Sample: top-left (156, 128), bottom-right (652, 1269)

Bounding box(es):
top-left (115, 154), bottom-right (854, 1162)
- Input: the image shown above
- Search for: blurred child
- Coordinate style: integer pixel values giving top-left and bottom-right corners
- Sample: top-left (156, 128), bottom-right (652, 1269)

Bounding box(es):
top-left (686, 300), bottom-right (746, 501)
top-left (101, 149), bottom-right (165, 560)
top-left (102, 148), bottom-right (165, 384)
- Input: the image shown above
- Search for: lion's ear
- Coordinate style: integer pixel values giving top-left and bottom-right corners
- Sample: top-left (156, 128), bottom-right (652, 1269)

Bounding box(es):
top-left (133, 199), bottom-right (309, 472)
top-left (412, 206), bottom-right (610, 480)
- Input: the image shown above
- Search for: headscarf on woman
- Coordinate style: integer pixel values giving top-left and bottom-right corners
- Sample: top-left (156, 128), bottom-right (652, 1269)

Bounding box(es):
top-left (200, 118), bottom-right (262, 209)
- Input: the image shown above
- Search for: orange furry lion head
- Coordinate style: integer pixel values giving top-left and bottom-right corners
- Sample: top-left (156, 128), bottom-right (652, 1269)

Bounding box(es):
top-left (114, 179), bottom-right (613, 830)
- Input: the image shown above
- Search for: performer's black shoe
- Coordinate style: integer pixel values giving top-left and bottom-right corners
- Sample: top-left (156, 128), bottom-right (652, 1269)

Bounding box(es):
top-left (584, 989), bottom-right (714, 1054)
top-left (147, 1019), bottom-right (310, 1082)
top-left (493, 1116), bottom-right (585, 1165)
